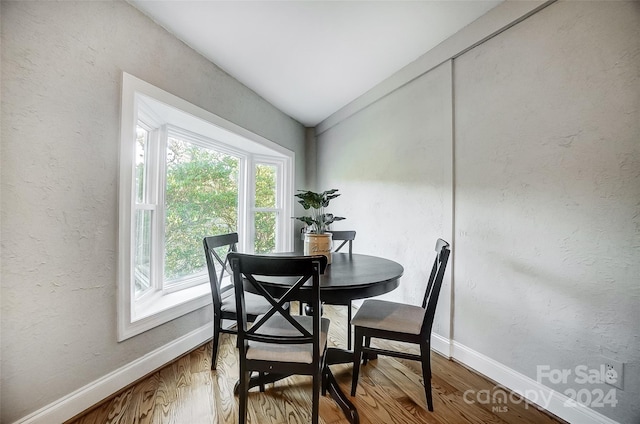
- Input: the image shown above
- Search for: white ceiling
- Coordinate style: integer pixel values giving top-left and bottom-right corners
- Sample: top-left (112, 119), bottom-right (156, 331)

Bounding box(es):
top-left (129, 0), bottom-right (503, 126)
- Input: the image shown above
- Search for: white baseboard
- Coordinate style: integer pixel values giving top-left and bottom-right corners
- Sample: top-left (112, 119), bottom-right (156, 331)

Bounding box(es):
top-left (431, 332), bottom-right (452, 358)
top-left (432, 337), bottom-right (620, 424)
top-left (14, 323), bottom-right (213, 424)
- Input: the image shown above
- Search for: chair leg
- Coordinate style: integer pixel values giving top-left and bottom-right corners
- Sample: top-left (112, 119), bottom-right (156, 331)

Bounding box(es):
top-left (362, 336), bottom-right (371, 365)
top-left (347, 302), bottom-right (352, 350)
top-left (351, 328), bottom-right (364, 396)
top-left (211, 316), bottom-right (221, 370)
top-left (312, 369), bottom-right (320, 424)
top-left (420, 342), bottom-right (434, 412)
top-left (321, 357), bottom-right (328, 396)
top-left (238, 368), bottom-right (250, 424)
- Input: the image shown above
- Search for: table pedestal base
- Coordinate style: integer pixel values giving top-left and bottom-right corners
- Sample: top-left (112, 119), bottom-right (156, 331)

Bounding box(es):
top-left (325, 365), bottom-right (359, 424)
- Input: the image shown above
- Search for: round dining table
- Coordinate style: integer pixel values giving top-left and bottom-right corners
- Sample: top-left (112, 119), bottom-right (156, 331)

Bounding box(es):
top-left (242, 251), bottom-right (404, 424)
top-left (254, 252), bottom-right (404, 305)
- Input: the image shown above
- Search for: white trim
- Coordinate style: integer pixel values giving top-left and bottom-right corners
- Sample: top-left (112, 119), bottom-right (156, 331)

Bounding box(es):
top-left (132, 285), bottom-right (211, 323)
top-left (430, 336), bottom-right (621, 424)
top-left (118, 71), bottom-right (137, 341)
top-left (13, 323), bottom-right (213, 424)
top-left (431, 332), bottom-right (452, 359)
top-left (283, 153), bottom-right (295, 250)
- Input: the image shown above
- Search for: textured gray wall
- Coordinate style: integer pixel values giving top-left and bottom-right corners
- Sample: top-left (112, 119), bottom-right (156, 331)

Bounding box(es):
top-left (316, 61), bottom-right (454, 338)
top-left (454, 2), bottom-right (639, 422)
top-left (0, 1), bottom-right (305, 422)
top-left (316, 1), bottom-right (639, 423)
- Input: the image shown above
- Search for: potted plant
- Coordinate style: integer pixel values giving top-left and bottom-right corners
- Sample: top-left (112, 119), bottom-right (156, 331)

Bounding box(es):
top-left (294, 188), bottom-right (345, 263)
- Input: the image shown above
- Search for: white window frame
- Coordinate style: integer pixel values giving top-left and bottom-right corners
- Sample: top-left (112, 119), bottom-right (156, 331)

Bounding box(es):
top-left (118, 73), bottom-right (294, 341)
top-left (248, 156), bottom-right (288, 253)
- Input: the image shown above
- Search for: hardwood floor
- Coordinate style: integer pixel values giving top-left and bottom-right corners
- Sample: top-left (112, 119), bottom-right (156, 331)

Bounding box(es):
top-left (67, 304), bottom-right (567, 424)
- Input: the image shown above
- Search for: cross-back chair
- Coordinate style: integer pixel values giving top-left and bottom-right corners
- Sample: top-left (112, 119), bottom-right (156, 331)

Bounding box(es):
top-left (228, 253), bottom-right (329, 424)
top-left (329, 230), bottom-right (356, 254)
top-left (202, 233), bottom-right (273, 369)
top-left (298, 229), bottom-right (358, 349)
top-left (350, 238), bottom-right (450, 412)
top-left (326, 230), bottom-right (357, 348)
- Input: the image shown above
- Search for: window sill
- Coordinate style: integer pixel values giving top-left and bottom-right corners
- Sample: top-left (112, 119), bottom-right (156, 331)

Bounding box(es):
top-left (119, 283), bottom-right (211, 341)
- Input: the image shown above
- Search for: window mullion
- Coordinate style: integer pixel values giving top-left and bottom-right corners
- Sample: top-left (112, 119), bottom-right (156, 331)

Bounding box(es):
top-left (153, 126), bottom-right (167, 293)
top-left (239, 155), bottom-right (251, 253)
top-left (274, 161), bottom-right (284, 251)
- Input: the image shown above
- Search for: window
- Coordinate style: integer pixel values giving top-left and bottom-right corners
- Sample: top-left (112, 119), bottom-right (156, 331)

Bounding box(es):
top-left (119, 73), bottom-right (294, 341)
top-left (161, 130), bottom-right (241, 294)
top-left (254, 161), bottom-right (280, 253)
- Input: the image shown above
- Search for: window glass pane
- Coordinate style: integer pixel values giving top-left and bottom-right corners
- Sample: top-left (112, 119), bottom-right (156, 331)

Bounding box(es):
top-left (135, 126), bottom-right (148, 204)
top-left (164, 136), bottom-right (239, 282)
top-left (255, 211), bottom-right (277, 254)
top-left (135, 209), bottom-right (152, 297)
top-left (255, 163), bottom-right (277, 208)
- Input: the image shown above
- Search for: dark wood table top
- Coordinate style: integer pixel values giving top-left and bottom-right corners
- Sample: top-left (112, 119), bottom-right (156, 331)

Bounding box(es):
top-left (253, 252), bottom-right (404, 305)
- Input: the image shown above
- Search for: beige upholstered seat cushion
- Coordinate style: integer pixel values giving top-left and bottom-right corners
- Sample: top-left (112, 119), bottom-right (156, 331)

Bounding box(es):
top-left (351, 299), bottom-right (425, 335)
top-left (246, 315), bottom-right (330, 364)
top-left (221, 291), bottom-right (272, 316)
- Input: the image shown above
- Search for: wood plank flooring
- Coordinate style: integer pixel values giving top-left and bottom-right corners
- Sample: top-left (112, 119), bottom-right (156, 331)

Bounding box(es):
top-left (67, 304), bottom-right (567, 424)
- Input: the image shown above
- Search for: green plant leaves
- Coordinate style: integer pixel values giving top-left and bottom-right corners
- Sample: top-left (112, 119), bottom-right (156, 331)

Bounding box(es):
top-left (293, 189), bottom-right (345, 233)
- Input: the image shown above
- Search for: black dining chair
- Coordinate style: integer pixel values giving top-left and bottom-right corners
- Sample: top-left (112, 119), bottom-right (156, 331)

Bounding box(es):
top-left (326, 230), bottom-right (357, 349)
top-left (228, 253), bottom-right (330, 424)
top-left (299, 230), bottom-right (357, 349)
top-left (350, 238), bottom-right (450, 412)
top-left (329, 230), bottom-right (356, 254)
top-left (202, 233), bottom-right (273, 370)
